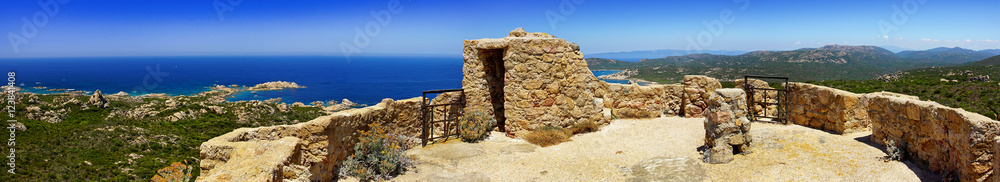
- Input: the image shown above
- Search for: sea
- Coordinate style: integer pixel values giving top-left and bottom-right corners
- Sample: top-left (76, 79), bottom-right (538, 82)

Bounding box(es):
top-left (2, 56), bottom-right (623, 106)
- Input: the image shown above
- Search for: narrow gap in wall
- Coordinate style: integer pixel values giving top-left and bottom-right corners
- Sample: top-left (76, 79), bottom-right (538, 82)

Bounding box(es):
top-left (480, 48), bottom-right (507, 132)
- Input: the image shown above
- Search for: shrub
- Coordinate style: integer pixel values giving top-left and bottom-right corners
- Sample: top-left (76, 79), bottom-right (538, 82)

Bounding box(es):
top-left (884, 139), bottom-right (905, 161)
top-left (524, 126), bottom-right (572, 147)
top-left (339, 122), bottom-right (416, 181)
top-left (458, 110), bottom-right (496, 142)
top-left (150, 161), bottom-right (193, 182)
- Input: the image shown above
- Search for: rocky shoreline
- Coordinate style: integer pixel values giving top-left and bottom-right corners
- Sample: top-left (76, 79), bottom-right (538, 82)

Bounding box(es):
top-left (596, 69), bottom-right (656, 84)
top-left (9, 81), bottom-right (364, 124)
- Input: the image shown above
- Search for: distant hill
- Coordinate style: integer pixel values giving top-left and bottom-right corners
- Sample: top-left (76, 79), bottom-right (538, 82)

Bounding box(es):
top-left (586, 45), bottom-right (951, 83)
top-left (979, 49), bottom-right (1000, 56)
top-left (967, 55), bottom-right (1000, 66)
top-left (879, 45), bottom-right (914, 53)
top-left (585, 58), bottom-right (634, 70)
top-left (585, 49), bottom-right (747, 62)
top-left (897, 47), bottom-right (998, 64)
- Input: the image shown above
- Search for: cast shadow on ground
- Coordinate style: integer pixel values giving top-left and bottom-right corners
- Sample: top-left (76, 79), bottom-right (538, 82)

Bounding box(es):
top-left (853, 134), bottom-right (944, 181)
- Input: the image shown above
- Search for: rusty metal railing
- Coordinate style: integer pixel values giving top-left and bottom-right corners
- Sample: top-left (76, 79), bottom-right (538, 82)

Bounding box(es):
top-left (421, 89), bottom-right (465, 146)
top-left (743, 76), bottom-right (789, 124)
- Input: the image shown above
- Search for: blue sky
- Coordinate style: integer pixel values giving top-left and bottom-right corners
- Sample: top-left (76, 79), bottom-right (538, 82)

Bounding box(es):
top-left (1, 0), bottom-right (998, 57)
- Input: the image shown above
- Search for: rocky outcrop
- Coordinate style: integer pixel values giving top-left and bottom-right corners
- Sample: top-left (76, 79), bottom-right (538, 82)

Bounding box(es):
top-left (88, 90), bottom-right (110, 108)
top-left (322, 99), bottom-right (361, 112)
top-left (197, 98), bottom-right (424, 182)
top-left (868, 95), bottom-right (1000, 182)
top-left (786, 83), bottom-right (871, 134)
top-left (602, 83), bottom-right (684, 118)
top-left (596, 69), bottom-right (640, 81)
top-left (683, 75), bottom-right (722, 118)
top-left (702, 89), bottom-right (751, 164)
top-left (247, 81), bottom-right (305, 91)
top-left (462, 28), bottom-right (607, 133)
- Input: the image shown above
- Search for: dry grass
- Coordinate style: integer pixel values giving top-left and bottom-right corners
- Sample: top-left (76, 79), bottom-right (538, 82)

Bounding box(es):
top-left (569, 120), bottom-right (601, 134)
top-left (614, 108), bottom-right (658, 119)
top-left (524, 121), bottom-right (602, 147)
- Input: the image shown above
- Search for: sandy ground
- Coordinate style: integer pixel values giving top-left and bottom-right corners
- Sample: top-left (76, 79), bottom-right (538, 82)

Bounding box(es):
top-left (384, 117), bottom-right (939, 181)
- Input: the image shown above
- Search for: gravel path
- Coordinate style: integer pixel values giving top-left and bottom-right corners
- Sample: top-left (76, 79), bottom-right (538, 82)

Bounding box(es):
top-left (388, 117), bottom-right (939, 181)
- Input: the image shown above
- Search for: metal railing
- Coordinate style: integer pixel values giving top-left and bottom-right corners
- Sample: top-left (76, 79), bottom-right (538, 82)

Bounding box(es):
top-left (421, 89), bottom-right (465, 146)
top-left (743, 76), bottom-right (789, 124)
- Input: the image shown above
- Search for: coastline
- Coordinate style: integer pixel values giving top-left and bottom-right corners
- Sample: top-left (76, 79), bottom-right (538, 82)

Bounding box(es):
top-left (595, 69), bottom-right (656, 85)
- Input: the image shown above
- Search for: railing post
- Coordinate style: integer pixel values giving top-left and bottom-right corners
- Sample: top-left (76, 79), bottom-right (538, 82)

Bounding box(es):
top-left (422, 92), bottom-right (428, 146)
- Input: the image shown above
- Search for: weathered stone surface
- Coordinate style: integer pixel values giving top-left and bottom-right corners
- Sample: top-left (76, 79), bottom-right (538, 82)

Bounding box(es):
top-left (683, 75), bottom-right (721, 118)
top-left (197, 98), bottom-right (424, 182)
top-left (88, 89), bottom-right (109, 108)
top-left (868, 95), bottom-right (1000, 182)
top-left (601, 83), bottom-right (684, 118)
top-left (786, 82), bottom-right (870, 134)
top-left (628, 157), bottom-right (706, 182)
top-left (463, 28), bottom-right (607, 132)
top-left (703, 89), bottom-right (751, 164)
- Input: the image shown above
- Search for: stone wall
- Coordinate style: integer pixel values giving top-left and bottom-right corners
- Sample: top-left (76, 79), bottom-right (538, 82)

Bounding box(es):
top-left (462, 28), bottom-right (606, 133)
top-left (786, 82), bottom-right (871, 134)
top-left (868, 95), bottom-right (1000, 182)
top-left (735, 78), bottom-right (777, 117)
top-left (683, 75), bottom-right (722, 118)
top-left (601, 83), bottom-right (684, 118)
top-left (197, 98), bottom-right (425, 182)
top-left (785, 82), bottom-right (1000, 181)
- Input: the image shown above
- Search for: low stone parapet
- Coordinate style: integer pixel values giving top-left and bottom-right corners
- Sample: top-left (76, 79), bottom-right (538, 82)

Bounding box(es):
top-left (786, 82), bottom-right (871, 134)
top-left (602, 83), bottom-right (684, 118)
top-left (197, 98), bottom-right (424, 182)
top-left (683, 75), bottom-right (722, 118)
top-left (868, 95), bottom-right (1000, 182)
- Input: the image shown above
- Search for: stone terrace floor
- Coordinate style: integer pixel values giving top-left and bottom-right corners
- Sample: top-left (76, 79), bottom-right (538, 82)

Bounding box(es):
top-left (364, 117), bottom-right (940, 181)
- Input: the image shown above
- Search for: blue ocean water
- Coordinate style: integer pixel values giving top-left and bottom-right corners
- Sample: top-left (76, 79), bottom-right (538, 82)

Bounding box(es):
top-left (1, 56), bottom-right (464, 105)
top-left (1, 56), bottom-right (624, 105)
top-left (591, 70), bottom-right (629, 84)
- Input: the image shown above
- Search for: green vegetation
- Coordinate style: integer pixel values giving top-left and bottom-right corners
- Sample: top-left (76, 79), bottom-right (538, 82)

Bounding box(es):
top-left (457, 110), bottom-right (496, 143)
top-left (809, 64), bottom-right (1000, 120)
top-left (967, 55), bottom-right (1000, 66)
top-left (338, 122), bottom-right (415, 181)
top-left (587, 45), bottom-right (954, 83)
top-left (3, 93), bottom-right (325, 181)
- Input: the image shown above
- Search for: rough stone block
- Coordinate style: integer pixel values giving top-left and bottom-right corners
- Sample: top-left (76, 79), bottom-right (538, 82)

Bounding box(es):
top-left (703, 89), bottom-right (751, 164)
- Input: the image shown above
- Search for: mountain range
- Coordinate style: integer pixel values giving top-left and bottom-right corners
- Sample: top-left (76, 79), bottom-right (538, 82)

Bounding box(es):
top-left (587, 45), bottom-right (1000, 83)
top-left (584, 49), bottom-right (748, 62)
top-left (897, 47), bottom-right (1000, 64)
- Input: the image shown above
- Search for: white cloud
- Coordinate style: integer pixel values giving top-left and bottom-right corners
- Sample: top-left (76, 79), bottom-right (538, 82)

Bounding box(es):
top-left (922, 38), bottom-right (933, 41)
top-left (795, 41), bottom-right (802, 45)
top-left (894, 37), bottom-right (904, 40)
top-left (965, 39), bottom-right (972, 42)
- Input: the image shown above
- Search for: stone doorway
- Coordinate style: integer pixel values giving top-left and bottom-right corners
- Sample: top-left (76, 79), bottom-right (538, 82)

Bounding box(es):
top-left (480, 48), bottom-right (507, 132)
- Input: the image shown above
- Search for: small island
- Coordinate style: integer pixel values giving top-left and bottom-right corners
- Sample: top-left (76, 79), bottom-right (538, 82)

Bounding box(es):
top-left (246, 81), bottom-right (305, 91)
